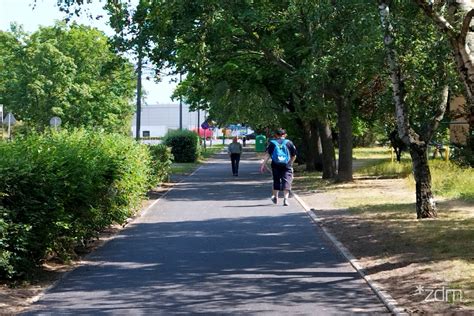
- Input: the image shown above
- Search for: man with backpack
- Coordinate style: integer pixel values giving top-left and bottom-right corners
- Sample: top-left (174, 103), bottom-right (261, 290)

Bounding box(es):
top-left (260, 128), bottom-right (297, 206)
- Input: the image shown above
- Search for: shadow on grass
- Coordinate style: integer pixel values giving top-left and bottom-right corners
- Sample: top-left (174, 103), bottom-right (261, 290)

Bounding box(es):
top-left (324, 200), bottom-right (474, 265)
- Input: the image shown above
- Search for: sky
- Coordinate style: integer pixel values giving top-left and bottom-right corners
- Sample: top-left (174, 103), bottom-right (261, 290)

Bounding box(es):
top-left (0, 0), bottom-right (179, 105)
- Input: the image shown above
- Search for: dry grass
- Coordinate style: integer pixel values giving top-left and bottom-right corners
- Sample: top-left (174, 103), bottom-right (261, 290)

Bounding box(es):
top-left (294, 147), bottom-right (474, 313)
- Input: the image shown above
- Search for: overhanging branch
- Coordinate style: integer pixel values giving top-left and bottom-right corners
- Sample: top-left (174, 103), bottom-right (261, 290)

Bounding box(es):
top-left (414, 0), bottom-right (457, 39)
top-left (229, 14), bottom-right (296, 74)
top-left (425, 85), bottom-right (449, 141)
top-left (460, 9), bottom-right (474, 45)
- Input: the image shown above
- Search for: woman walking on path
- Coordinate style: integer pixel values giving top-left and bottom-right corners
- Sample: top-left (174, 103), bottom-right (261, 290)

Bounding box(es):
top-left (228, 137), bottom-right (243, 176)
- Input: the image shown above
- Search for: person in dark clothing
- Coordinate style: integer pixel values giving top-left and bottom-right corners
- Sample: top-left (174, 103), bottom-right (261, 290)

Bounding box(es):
top-left (260, 128), bottom-right (297, 206)
top-left (228, 137), bottom-right (243, 176)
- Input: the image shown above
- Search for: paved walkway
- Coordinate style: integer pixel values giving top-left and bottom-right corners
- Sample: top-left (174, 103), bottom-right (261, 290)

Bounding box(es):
top-left (25, 151), bottom-right (387, 315)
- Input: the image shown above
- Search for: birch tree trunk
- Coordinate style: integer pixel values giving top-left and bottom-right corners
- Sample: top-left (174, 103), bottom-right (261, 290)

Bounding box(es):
top-left (378, 0), bottom-right (440, 218)
top-left (409, 142), bottom-right (437, 218)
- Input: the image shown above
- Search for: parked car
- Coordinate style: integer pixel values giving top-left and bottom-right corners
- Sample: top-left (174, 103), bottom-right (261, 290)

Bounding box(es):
top-left (245, 133), bottom-right (256, 140)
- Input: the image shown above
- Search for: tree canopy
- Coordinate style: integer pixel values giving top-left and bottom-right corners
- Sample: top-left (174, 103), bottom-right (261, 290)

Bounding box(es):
top-left (0, 23), bottom-right (136, 133)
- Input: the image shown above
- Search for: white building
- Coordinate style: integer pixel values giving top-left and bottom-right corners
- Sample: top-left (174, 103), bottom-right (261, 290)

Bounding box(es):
top-left (131, 103), bottom-right (207, 138)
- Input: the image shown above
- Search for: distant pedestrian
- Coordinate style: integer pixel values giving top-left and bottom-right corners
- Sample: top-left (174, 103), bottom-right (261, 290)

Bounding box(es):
top-left (260, 128), bottom-right (297, 206)
top-left (228, 137), bottom-right (243, 176)
top-left (242, 136), bottom-right (247, 147)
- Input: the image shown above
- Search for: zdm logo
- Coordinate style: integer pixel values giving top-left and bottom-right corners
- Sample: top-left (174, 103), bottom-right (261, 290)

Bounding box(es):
top-left (415, 285), bottom-right (463, 303)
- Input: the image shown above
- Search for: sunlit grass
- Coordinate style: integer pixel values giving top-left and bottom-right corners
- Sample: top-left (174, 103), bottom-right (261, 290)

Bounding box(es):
top-left (199, 144), bottom-right (225, 161)
top-left (355, 160), bottom-right (413, 178)
top-left (407, 160), bottom-right (474, 202)
top-left (353, 146), bottom-right (394, 159)
top-left (354, 150), bottom-right (474, 201)
top-left (170, 162), bottom-right (199, 175)
top-left (353, 147), bottom-right (412, 178)
top-left (170, 144), bottom-right (225, 176)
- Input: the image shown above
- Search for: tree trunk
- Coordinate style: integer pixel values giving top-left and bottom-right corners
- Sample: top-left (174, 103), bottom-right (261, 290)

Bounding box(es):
top-left (379, 1), bottom-right (438, 218)
top-left (317, 119), bottom-right (336, 179)
top-left (302, 120), bottom-right (324, 172)
top-left (409, 143), bottom-right (437, 219)
top-left (312, 121), bottom-right (324, 172)
top-left (336, 96), bottom-right (353, 182)
top-left (302, 121), bottom-right (316, 171)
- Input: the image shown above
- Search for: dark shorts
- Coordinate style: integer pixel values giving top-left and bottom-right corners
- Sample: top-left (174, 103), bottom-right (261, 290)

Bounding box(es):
top-left (271, 165), bottom-right (293, 191)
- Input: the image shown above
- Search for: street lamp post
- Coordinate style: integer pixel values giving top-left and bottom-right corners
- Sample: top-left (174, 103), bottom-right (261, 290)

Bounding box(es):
top-left (179, 73), bottom-right (183, 130)
top-left (135, 45), bottom-right (143, 141)
top-left (197, 109), bottom-right (200, 140)
top-left (0, 104), bottom-right (3, 140)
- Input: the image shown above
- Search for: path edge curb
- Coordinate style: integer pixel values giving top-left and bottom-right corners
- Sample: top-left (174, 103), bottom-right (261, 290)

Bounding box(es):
top-left (293, 192), bottom-right (407, 316)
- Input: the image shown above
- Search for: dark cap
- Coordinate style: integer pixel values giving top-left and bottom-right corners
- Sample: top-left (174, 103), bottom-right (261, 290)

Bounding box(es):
top-left (274, 128), bottom-right (286, 136)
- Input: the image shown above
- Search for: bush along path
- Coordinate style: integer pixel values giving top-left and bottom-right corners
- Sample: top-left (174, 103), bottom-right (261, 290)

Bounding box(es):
top-left (0, 130), bottom-right (167, 279)
top-left (22, 150), bottom-right (387, 314)
top-left (0, 130), bottom-right (173, 313)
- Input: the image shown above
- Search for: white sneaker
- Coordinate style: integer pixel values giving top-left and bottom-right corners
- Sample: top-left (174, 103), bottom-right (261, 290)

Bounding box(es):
top-left (283, 199), bottom-right (289, 206)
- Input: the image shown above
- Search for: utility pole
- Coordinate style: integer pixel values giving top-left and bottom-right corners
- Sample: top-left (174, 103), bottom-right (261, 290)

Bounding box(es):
top-left (197, 109), bottom-right (201, 137)
top-left (0, 104), bottom-right (3, 140)
top-left (179, 72), bottom-right (183, 130)
top-left (135, 45), bottom-right (143, 141)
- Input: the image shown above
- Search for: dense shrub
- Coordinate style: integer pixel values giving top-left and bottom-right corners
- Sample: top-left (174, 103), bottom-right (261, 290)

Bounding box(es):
top-left (148, 144), bottom-right (174, 186)
top-left (163, 130), bottom-right (200, 163)
top-left (0, 130), bottom-right (156, 277)
top-left (451, 141), bottom-right (474, 168)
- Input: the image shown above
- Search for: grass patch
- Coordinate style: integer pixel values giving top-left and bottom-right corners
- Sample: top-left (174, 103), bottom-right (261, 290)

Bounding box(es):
top-left (353, 146), bottom-right (394, 159)
top-left (293, 146), bottom-right (474, 310)
top-left (408, 160), bottom-right (474, 202)
top-left (292, 166), bottom-right (330, 192)
top-left (345, 199), bottom-right (473, 305)
top-left (354, 149), bottom-right (474, 202)
top-left (170, 162), bottom-right (199, 175)
top-left (349, 202), bottom-right (473, 260)
top-left (355, 159), bottom-right (412, 178)
top-left (320, 182), bottom-right (474, 308)
top-left (353, 147), bottom-right (412, 178)
top-left (199, 144), bottom-right (225, 160)
top-left (170, 144), bottom-right (225, 176)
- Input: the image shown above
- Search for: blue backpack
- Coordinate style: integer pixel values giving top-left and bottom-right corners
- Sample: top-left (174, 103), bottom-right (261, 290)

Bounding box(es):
top-left (270, 139), bottom-right (290, 166)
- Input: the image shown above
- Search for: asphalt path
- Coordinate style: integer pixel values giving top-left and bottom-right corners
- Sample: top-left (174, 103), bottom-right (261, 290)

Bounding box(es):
top-left (25, 150), bottom-right (388, 315)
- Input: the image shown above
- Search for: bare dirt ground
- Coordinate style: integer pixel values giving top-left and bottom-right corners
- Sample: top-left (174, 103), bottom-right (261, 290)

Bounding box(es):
top-left (294, 176), bottom-right (474, 314)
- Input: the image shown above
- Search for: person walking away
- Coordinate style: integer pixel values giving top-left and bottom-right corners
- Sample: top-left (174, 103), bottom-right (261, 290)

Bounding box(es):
top-left (260, 129), bottom-right (297, 206)
top-left (242, 136), bottom-right (247, 147)
top-left (228, 137), bottom-right (243, 176)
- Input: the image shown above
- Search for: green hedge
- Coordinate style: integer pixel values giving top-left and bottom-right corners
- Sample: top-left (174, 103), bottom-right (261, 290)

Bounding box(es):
top-left (148, 144), bottom-right (174, 185)
top-left (163, 130), bottom-right (200, 163)
top-left (0, 130), bottom-right (165, 278)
